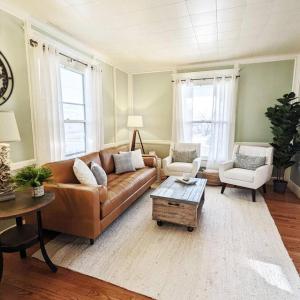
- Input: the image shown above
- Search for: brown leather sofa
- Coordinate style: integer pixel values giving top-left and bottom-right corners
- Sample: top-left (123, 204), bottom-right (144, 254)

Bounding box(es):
top-left (27, 145), bottom-right (157, 244)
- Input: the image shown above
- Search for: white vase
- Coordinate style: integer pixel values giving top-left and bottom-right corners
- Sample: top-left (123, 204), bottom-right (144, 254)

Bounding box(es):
top-left (32, 185), bottom-right (44, 197)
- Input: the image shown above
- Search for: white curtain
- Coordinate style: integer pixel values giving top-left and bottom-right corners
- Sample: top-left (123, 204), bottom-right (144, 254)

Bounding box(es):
top-left (85, 65), bottom-right (104, 152)
top-left (172, 72), bottom-right (237, 169)
top-left (28, 38), bottom-right (104, 165)
top-left (28, 40), bottom-right (64, 165)
top-left (206, 77), bottom-right (237, 169)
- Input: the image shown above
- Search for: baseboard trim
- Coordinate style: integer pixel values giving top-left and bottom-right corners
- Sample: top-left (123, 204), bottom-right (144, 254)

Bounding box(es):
top-left (288, 179), bottom-right (300, 198)
top-left (143, 140), bottom-right (171, 145)
top-left (11, 159), bottom-right (36, 171)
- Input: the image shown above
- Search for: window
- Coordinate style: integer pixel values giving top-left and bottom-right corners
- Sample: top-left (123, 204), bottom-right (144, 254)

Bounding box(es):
top-left (182, 84), bottom-right (214, 158)
top-left (60, 66), bottom-right (86, 157)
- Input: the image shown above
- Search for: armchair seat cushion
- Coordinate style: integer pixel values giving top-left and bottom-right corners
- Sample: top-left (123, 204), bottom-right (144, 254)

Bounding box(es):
top-left (166, 162), bottom-right (193, 173)
top-left (101, 167), bottom-right (156, 218)
top-left (223, 168), bottom-right (255, 183)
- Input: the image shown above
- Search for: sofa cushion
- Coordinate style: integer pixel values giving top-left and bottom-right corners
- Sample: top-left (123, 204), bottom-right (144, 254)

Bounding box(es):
top-left (73, 158), bottom-right (98, 186)
top-left (101, 167), bottom-right (156, 218)
top-left (113, 152), bottom-right (136, 174)
top-left (223, 168), bottom-right (255, 183)
top-left (91, 162), bottom-right (107, 186)
top-left (167, 162), bottom-right (193, 173)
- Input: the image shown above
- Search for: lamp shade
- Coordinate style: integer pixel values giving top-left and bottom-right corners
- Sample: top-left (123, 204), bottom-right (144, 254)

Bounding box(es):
top-left (0, 111), bottom-right (21, 142)
top-left (127, 115), bottom-right (143, 128)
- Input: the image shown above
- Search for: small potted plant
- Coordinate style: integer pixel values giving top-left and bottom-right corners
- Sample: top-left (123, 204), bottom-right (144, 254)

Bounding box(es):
top-left (12, 166), bottom-right (52, 197)
top-left (265, 92), bottom-right (300, 193)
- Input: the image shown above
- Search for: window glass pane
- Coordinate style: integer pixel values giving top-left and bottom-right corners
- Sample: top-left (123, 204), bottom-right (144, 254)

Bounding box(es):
top-left (192, 85), bottom-right (214, 121)
top-left (192, 123), bottom-right (211, 157)
top-left (64, 123), bottom-right (85, 156)
top-left (60, 67), bottom-right (84, 104)
top-left (63, 103), bottom-right (85, 121)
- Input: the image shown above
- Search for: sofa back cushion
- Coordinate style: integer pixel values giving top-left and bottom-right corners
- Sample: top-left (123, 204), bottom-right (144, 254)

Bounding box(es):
top-left (44, 151), bottom-right (101, 184)
top-left (99, 145), bottom-right (129, 174)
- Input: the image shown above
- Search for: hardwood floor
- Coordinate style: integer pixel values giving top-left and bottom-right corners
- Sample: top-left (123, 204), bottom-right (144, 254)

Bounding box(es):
top-left (264, 186), bottom-right (300, 274)
top-left (0, 186), bottom-right (299, 299)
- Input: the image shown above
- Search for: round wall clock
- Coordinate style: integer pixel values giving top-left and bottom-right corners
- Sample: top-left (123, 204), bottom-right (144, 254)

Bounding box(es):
top-left (0, 51), bottom-right (14, 106)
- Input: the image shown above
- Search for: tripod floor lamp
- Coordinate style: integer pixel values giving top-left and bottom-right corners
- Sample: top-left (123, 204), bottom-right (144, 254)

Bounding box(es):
top-left (127, 115), bottom-right (145, 154)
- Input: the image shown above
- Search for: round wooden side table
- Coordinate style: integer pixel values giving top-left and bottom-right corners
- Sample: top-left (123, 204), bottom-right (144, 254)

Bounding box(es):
top-left (0, 191), bottom-right (57, 282)
top-left (201, 169), bottom-right (222, 186)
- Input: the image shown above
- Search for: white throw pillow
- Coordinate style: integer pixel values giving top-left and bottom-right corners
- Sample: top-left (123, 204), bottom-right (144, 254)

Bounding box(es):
top-left (73, 158), bottom-right (97, 186)
top-left (120, 149), bottom-right (145, 169)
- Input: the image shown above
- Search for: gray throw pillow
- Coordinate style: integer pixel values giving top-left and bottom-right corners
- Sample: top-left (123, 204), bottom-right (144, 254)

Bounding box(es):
top-left (91, 162), bottom-right (107, 186)
top-left (113, 152), bottom-right (136, 174)
top-left (173, 150), bottom-right (198, 163)
top-left (234, 154), bottom-right (266, 170)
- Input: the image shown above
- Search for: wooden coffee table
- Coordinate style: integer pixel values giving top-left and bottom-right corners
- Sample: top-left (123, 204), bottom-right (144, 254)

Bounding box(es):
top-left (150, 176), bottom-right (207, 231)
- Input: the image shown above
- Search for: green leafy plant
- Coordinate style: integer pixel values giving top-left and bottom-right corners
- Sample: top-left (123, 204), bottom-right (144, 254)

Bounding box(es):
top-left (265, 92), bottom-right (300, 182)
top-left (12, 166), bottom-right (52, 189)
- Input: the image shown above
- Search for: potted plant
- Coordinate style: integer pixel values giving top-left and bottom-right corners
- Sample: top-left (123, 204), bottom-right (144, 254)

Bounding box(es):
top-left (12, 166), bottom-right (52, 197)
top-left (265, 92), bottom-right (300, 193)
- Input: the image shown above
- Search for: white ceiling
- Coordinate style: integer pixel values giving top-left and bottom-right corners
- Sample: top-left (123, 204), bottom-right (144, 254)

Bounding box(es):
top-left (2, 0), bottom-right (300, 73)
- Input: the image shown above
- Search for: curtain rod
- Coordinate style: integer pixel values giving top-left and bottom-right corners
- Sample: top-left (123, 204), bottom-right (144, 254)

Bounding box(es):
top-left (29, 38), bottom-right (90, 68)
top-left (171, 75), bottom-right (240, 82)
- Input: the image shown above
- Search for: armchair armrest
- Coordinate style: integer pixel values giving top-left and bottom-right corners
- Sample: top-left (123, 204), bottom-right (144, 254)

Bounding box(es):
top-left (254, 165), bottom-right (273, 188)
top-left (219, 160), bottom-right (234, 173)
top-left (142, 155), bottom-right (157, 168)
top-left (191, 157), bottom-right (201, 177)
top-left (162, 155), bottom-right (172, 170)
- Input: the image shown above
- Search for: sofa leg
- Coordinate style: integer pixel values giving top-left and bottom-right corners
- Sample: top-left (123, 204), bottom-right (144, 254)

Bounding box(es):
top-left (263, 184), bottom-right (267, 194)
top-left (221, 183), bottom-right (227, 194)
top-left (90, 239), bottom-right (94, 245)
top-left (252, 189), bottom-right (256, 202)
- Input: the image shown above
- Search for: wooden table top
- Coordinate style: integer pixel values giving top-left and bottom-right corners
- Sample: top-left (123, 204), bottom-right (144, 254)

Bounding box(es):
top-left (150, 176), bottom-right (207, 205)
top-left (0, 192), bottom-right (54, 220)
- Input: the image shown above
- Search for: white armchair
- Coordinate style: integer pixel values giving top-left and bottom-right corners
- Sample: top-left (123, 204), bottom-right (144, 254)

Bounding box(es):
top-left (219, 144), bottom-right (274, 202)
top-left (162, 143), bottom-right (201, 178)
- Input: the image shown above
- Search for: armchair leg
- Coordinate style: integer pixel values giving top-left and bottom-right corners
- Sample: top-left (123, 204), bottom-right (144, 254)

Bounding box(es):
top-left (90, 239), bottom-right (94, 245)
top-left (263, 184), bottom-right (267, 194)
top-left (221, 183), bottom-right (227, 194)
top-left (252, 189), bottom-right (256, 202)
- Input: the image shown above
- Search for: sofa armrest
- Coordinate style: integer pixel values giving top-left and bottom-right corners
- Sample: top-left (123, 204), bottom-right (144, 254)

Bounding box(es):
top-left (219, 160), bottom-right (234, 173)
top-left (142, 155), bottom-right (157, 167)
top-left (191, 157), bottom-right (201, 177)
top-left (24, 183), bottom-right (107, 239)
top-left (162, 155), bottom-right (172, 170)
top-left (45, 183), bottom-right (107, 218)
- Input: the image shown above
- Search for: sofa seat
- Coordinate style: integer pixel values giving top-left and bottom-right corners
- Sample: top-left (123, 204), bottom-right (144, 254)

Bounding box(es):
top-left (166, 162), bottom-right (193, 173)
top-left (223, 168), bottom-right (254, 183)
top-left (101, 167), bottom-right (156, 218)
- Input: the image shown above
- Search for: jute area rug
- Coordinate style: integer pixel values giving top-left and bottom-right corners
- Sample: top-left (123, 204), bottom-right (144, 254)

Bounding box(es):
top-left (33, 187), bottom-right (300, 300)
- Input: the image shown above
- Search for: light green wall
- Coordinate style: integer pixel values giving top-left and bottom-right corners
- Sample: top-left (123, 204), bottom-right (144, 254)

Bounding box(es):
top-left (116, 69), bottom-right (129, 142)
top-left (236, 60), bottom-right (294, 142)
top-left (101, 62), bottom-right (115, 145)
top-left (132, 60), bottom-right (295, 158)
top-left (133, 72), bottom-right (173, 141)
top-left (0, 10), bottom-right (34, 162)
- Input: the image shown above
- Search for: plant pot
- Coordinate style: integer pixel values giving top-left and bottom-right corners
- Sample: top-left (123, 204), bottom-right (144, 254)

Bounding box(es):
top-left (273, 180), bottom-right (288, 193)
top-left (32, 185), bottom-right (45, 197)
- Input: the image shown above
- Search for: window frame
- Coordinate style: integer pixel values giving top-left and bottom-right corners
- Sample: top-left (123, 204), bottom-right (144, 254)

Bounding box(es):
top-left (59, 64), bottom-right (87, 158)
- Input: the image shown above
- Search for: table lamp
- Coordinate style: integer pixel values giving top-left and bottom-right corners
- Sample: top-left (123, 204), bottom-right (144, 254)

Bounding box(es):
top-left (0, 111), bottom-right (21, 201)
top-left (127, 115), bottom-right (145, 154)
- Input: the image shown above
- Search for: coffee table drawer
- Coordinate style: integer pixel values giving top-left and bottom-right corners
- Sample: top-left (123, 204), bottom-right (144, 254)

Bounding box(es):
top-left (152, 198), bottom-right (198, 227)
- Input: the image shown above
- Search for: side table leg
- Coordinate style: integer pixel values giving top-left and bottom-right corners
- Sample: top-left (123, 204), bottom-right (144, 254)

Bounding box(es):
top-left (36, 211), bottom-right (57, 273)
top-left (0, 251), bottom-right (3, 282)
top-left (16, 217), bottom-right (27, 259)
